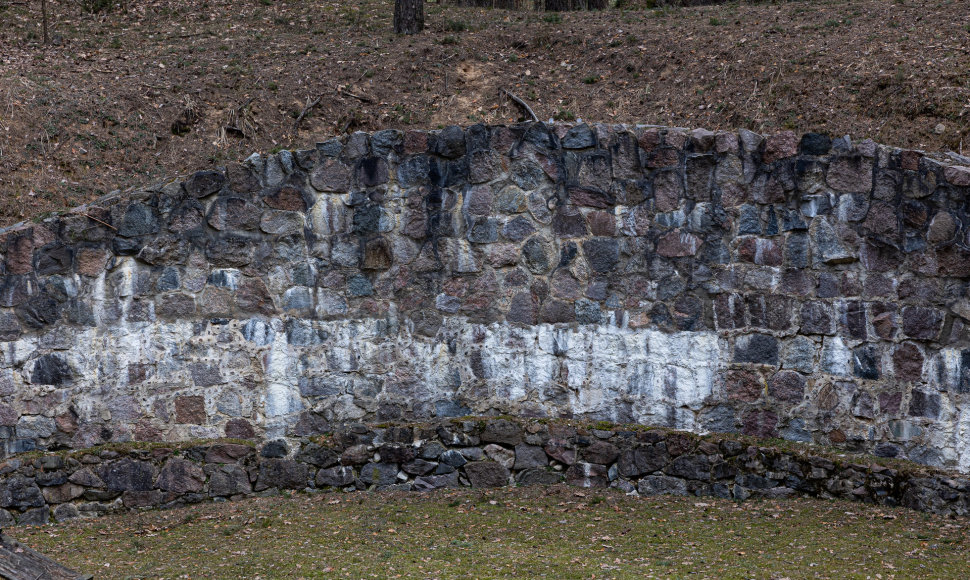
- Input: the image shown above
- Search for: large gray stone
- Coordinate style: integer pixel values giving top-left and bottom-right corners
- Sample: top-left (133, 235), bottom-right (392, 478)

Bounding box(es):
top-left (256, 459), bottom-right (309, 490)
top-left (637, 475), bottom-right (688, 496)
top-left (464, 461), bottom-right (510, 488)
top-left (100, 459), bottom-right (158, 492)
top-left (157, 458), bottom-right (206, 494)
top-left (359, 462), bottom-right (399, 486)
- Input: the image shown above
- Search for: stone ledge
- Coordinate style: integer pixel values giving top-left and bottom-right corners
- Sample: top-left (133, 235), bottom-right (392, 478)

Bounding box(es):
top-left (1, 417), bottom-right (967, 526)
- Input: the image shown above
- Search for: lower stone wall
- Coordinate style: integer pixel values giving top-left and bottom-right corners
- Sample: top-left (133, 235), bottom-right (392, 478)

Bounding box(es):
top-left (1, 418), bottom-right (967, 526)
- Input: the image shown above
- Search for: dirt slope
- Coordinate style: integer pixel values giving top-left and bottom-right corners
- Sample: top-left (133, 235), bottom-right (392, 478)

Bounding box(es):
top-left (0, 0), bottom-right (967, 225)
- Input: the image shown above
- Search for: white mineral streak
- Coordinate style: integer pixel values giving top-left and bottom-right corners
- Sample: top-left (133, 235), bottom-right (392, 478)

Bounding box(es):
top-left (931, 349), bottom-right (970, 472)
top-left (16, 315), bottom-right (725, 444)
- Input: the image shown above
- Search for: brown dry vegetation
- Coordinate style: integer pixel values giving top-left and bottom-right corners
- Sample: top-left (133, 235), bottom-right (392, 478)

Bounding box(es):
top-left (0, 0), bottom-right (968, 226)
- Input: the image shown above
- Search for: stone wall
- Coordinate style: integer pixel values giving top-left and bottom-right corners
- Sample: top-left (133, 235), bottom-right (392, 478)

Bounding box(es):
top-left (2, 419), bottom-right (969, 526)
top-left (0, 122), bottom-right (969, 471)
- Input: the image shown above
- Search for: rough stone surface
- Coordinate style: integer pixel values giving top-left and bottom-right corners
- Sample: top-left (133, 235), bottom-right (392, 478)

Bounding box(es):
top-left (464, 461), bottom-right (511, 488)
top-left (0, 417), bottom-right (963, 526)
top-left (0, 123), bottom-right (963, 480)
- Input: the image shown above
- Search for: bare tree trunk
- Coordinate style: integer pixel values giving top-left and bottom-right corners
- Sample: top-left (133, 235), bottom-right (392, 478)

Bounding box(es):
top-left (394, 0), bottom-right (424, 35)
top-left (0, 532), bottom-right (91, 580)
top-left (41, 0), bottom-right (49, 45)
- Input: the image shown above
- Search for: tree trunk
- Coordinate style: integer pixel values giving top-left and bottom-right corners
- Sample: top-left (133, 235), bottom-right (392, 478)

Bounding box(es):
top-left (0, 532), bottom-right (91, 580)
top-left (394, 0), bottom-right (424, 35)
top-left (543, 0), bottom-right (574, 11)
top-left (41, 0), bottom-right (49, 45)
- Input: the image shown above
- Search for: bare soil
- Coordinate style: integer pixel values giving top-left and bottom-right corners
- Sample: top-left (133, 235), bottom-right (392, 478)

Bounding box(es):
top-left (0, 0), bottom-right (968, 226)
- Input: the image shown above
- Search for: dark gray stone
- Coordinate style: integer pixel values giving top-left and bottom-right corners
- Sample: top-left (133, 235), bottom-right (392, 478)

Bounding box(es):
top-left (665, 454), bottom-right (711, 480)
top-left (520, 237), bottom-right (549, 274)
top-left (812, 219), bottom-right (853, 265)
top-left (464, 461), bottom-right (510, 488)
top-left (800, 302), bottom-right (834, 335)
top-left (502, 216), bottom-right (536, 242)
top-left (738, 205), bottom-right (762, 235)
top-left (799, 133), bottom-right (831, 155)
top-left (53, 503), bottom-right (79, 522)
top-left (563, 124), bottom-right (596, 149)
top-left (402, 459), bottom-right (437, 476)
top-left (185, 170), bottom-right (226, 198)
top-left (286, 320), bottom-right (329, 347)
top-left (34, 243), bottom-right (73, 275)
top-left (16, 506), bottom-right (49, 526)
top-left (100, 459), bottom-right (158, 492)
top-left (517, 469), bottom-right (565, 486)
top-left (785, 233), bottom-right (810, 268)
top-left (316, 466), bottom-right (355, 488)
top-left (359, 462), bottom-right (399, 486)
top-left (583, 441), bottom-right (619, 465)
top-left (440, 449), bottom-right (468, 468)
top-left (575, 298), bottom-right (602, 325)
top-left (734, 334), bottom-right (779, 365)
top-left (467, 217), bottom-right (498, 244)
top-left (431, 126), bottom-right (466, 159)
top-left (852, 344), bottom-right (880, 380)
top-left (209, 465), bottom-right (252, 496)
top-left (909, 390), bottom-right (941, 419)
top-left (0, 476), bottom-right (45, 509)
top-left (16, 296), bottom-right (60, 329)
top-left (513, 444), bottom-right (548, 470)
top-left (481, 419), bottom-right (523, 446)
top-left (356, 157), bottom-right (389, 188)
top-left (0, 313), bottom-right (22, 341)
top-left (30, 354), bottom-right (72, 385)
top-left (260, 440), bottom-right (289, 458)
top-left (397, 155), bottom-right (430, 188)
top-left (347, 274), bottom-right (373, 297)
top-left (256, 459), bottom-right (308, 490)
top-left (379, 444), bottom-right (417, 464)
top-left (617, 445), bottom-right (670, 477)
top-left (413, 472), bottom-right (460, 491)
top-left (434, 400), bottom-right (471, 418)
top-left (583, 238), bottom-right (620, 273)
top-left (637, 475), bottom-right (688, 496)
top-left (157, 458), bottom-right (205, 494)
top-left (118, 203), bottom-right (159, 237)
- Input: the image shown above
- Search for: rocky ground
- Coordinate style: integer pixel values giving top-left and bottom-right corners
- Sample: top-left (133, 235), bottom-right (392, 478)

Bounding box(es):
top-left (0, 0), bottom-right (967, 225)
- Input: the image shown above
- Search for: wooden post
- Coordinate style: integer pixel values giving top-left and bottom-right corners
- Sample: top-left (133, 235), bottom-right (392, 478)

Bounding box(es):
top-left (393, 0), bottom-right (424, 35)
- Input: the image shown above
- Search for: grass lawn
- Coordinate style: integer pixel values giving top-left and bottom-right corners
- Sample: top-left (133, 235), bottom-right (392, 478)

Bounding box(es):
top-left (10, 485), bottom-right (969, 579)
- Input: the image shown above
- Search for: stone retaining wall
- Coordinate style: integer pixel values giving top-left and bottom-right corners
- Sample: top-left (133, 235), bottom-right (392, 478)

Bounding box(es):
top-left (1, 420), bottom-right (967, 526)
top-left (0, 122), bottom-right (969, 471)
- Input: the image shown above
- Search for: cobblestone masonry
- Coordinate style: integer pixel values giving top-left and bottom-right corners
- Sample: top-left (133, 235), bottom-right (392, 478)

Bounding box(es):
top-left (0, 123), bottom-right (969, 472)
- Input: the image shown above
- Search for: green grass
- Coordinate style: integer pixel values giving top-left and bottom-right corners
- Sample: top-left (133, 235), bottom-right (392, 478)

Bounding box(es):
top-left (12, 486), bottom-right (970, 579)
